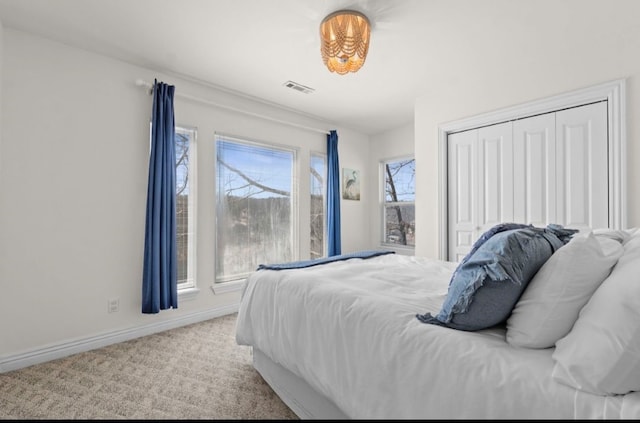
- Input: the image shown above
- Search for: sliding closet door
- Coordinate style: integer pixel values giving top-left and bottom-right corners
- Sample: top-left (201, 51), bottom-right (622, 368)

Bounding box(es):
top-left (513, 113), bottom-right (556, 227)
top-left (448, 129), bottom-right (477, 262)
top-left (555, 101), bottom-right (608, 231)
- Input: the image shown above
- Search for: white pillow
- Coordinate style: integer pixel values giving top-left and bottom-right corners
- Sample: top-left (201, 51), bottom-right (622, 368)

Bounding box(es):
top-left (552, 229), bottom-right (640, 395)
top-left (593, 227), bottom-right (639, 245)
top-left (506, 232), bottom-right (623, 348)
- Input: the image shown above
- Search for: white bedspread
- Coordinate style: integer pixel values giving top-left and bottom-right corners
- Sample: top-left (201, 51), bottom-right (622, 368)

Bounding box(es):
top-left (236, 254), bottom-right (636, 419)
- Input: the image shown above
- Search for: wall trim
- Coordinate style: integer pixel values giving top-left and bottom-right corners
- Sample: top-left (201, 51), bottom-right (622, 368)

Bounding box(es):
top-left (0, 303), bottom-right (239, 373)
top-left (437, 78), bottom-right (627, 260)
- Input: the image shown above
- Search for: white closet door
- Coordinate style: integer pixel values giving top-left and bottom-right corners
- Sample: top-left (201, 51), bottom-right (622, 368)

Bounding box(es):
top-left (555, 102), bottom-right (608, 231)
top-left (446, 101), bottom-right (609, 261)
top-left (513, 113), bottom-right (556, 227)
top-left (477, 122), bottom-right (514, 233)
top-left (447, 123), bottom-right (513, 261)
top-left (448, 129), bottom-right (477, 262)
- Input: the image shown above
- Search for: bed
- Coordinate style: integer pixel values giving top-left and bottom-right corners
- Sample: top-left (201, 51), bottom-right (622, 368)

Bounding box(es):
top-left (235, 225), bottom-right (640, 419)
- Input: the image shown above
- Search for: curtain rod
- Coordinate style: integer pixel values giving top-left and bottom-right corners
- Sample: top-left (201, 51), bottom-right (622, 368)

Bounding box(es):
top-left (135, 79), bottom-right (331, 135)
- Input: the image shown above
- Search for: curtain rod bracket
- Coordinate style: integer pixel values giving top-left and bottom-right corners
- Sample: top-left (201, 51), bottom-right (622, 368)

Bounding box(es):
top-left (135, 79), bottom-right (153, 95)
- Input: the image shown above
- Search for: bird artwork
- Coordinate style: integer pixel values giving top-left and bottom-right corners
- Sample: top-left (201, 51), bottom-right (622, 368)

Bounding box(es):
top-left (343, 168), bottom-right (360, 200)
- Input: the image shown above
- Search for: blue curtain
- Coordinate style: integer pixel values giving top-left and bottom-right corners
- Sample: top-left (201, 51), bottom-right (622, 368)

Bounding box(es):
top-left (327, 130), bottom-right (341, 256)
top-left (142, 80), bottom-right (178, 314)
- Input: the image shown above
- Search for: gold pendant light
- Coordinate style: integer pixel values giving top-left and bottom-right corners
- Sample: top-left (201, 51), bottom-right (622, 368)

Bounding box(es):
top-left (320, 10), bottom-right (371, 75)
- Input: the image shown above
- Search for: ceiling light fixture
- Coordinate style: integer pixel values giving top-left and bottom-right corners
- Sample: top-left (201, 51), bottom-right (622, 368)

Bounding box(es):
top-left (320, 10), bottom-right (370, 75)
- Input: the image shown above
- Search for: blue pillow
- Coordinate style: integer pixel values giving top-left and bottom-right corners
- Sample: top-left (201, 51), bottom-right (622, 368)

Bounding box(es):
top-left (417, 224), bottom-right (578, 331)
top-left (449, 222), bottom-right (532, 284)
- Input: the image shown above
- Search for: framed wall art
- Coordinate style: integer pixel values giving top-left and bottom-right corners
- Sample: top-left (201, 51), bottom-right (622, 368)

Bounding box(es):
top-left (342, 168), bottom-right (360, 201)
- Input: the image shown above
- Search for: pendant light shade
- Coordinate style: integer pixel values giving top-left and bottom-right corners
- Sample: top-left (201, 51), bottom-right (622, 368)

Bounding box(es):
top-left (320, 10), bottom-right (371, 75)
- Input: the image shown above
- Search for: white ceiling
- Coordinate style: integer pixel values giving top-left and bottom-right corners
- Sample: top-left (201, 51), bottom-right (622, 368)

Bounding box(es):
top-left (0, 0), bottom-right (635, 135)
top-left (0, 0), bottom-right (435, 135)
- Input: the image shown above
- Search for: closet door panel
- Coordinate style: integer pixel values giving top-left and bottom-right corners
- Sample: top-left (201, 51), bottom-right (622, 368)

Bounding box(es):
top-left (513, 113), bottom-right (556, 227)
top-left (448, 130), bottom-right (477, 262)
top-left (446, 99), bottom-right (611, 261)
top-left (477, 122), bottom-right (513, 232)
top-left (555, 102), bottom-right (608, 230)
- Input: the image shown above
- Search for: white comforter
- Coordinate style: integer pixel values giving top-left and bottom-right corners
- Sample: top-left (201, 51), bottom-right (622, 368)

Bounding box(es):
top-left (236, 254), bottom-right (638, 419)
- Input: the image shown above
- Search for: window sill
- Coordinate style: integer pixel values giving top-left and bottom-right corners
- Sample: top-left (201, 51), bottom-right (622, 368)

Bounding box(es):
top-left (210, 279), bottom-right (245, 295)
top-left (380, 244), bottom-right (415, 256)
top-left (178, 287), bottom-right (200, 301)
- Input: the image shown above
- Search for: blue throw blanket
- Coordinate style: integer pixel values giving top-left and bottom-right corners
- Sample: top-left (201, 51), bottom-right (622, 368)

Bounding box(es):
top-left (257, 250), bottom-right (395, 271)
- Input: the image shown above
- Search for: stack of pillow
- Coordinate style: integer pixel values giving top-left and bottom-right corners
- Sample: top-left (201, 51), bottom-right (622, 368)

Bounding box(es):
top-left (417, 223), bottom-right (640, 395)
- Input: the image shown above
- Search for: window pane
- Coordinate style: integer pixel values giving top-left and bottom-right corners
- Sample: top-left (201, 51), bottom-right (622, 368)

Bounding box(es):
top-left (384, 204), bottom-right (415, 246)
top-left (216, 138), bottom-right (294, 281)
top-left (383, 157), bottom-right (415, 247)
top-left (175, 127), bottom-right (195, 289)
top-left (385, 159), bottom-right (415, 202)
top-left (310, 154), bottom-right (326, 259)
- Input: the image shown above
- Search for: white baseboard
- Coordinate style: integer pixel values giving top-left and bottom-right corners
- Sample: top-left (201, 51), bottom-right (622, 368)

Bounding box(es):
top-left (0, 303), bottom-right (240, 373)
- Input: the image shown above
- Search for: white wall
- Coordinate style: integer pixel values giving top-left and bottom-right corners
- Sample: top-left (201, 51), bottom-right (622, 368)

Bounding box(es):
top-left (368, 122), bottom-right (414, 252)
top-left (0, 29), bottom-right (372, 366)
top-left (414, 0), bottom-right (640, 258)
top-left (334, 126), bottom-right (372, 254)
top-left (0, 18), bottom-right (2, 179)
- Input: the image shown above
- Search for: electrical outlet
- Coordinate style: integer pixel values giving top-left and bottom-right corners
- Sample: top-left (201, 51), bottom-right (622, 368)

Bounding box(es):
top-left (108, 298), bottom-right (120, 313)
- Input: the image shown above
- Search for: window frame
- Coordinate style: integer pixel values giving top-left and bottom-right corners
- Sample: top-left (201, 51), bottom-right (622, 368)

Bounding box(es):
top-left (175, 125), bottom-right (197, 295)
top-left (214, 133), bottom-right (299, 284)
top-left (380, 155), bottom-right (416, 250)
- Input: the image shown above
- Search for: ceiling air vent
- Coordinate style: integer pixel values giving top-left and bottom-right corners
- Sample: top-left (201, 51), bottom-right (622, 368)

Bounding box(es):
top-left (283, 80), bottom-right (315, 94)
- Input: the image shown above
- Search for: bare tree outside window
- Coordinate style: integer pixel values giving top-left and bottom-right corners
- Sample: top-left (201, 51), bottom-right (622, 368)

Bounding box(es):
top-left (383, 158), bottom-right (415, 247)
top-left (215, 137), bottom-right (295, 282)
top-left (310, 154), bottom-right (326, 259)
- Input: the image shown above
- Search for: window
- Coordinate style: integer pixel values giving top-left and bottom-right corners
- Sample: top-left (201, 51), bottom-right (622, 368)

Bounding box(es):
top-left (176, 126), bottom-right (196, 290)
top-left (382, 157), bottom-right (415, 247)
top-left (310, 153), bottom-right (326, 259)
top-left (215, 135), bottom-right (296, 283)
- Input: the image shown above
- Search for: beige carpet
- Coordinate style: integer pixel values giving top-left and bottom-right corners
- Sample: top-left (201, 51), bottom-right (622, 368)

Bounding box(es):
top-left (0, 313), bottom-right (298, 420)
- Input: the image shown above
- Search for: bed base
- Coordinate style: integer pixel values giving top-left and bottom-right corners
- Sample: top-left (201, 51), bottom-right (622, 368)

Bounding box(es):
top-left (252, 348), bottom-right (348, 420)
